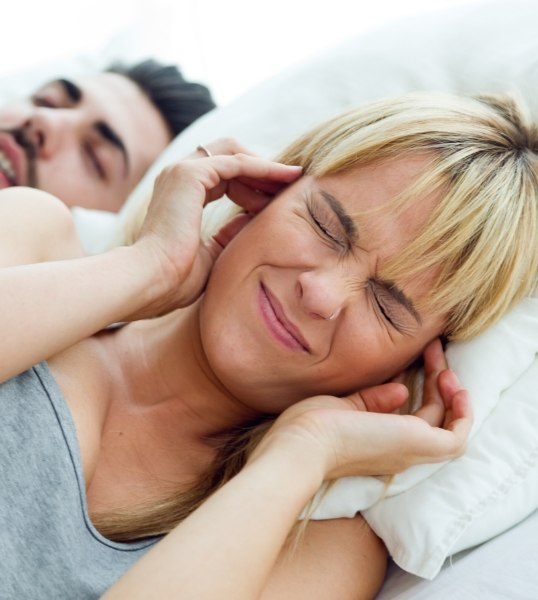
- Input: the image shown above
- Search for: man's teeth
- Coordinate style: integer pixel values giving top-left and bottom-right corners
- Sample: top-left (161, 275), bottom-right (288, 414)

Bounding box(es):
top-left (0, 150), bottom-right (15, 182)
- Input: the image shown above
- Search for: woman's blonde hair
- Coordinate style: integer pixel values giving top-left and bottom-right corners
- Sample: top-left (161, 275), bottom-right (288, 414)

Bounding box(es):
top-left (276, 92), bottom-right (538, 339)
top-left (98, 92), bottom-right (538, 541)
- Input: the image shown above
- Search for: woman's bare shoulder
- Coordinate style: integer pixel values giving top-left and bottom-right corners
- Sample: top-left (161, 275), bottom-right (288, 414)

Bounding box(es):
top-left (0, 187), bottom-right (85, 266)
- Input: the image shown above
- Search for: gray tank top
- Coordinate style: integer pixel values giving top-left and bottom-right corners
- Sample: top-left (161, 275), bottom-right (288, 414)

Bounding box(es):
top-left (0, 362), bottom-right (159, 599)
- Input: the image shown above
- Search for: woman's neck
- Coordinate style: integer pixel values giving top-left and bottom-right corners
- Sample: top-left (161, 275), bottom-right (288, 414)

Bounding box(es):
top-left (104, 302), bottom-right (260, 442)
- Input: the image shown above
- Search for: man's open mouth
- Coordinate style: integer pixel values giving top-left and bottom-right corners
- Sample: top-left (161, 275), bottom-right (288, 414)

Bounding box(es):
top-left (0, 148), bottom-right (17, 185)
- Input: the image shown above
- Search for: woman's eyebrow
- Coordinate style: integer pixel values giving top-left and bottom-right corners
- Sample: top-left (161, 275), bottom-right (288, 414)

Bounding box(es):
top-left (318, 190), bottom-right (359, 243)
top-left (317, 189), bottom-right (422, 324)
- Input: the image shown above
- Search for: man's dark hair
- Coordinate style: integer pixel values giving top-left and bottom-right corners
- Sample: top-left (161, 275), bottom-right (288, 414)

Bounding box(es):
top-left (108, 59), bottom-right (216, 139)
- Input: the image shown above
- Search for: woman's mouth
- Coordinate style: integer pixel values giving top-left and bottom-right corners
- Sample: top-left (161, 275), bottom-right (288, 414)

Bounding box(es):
top-left (258, 283), bottom-right (310, 352)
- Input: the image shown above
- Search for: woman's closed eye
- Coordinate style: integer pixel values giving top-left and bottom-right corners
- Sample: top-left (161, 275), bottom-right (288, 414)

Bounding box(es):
top-left (369, 281), bottom-right (413, 334)
top-left (306, 198), bottom-right (349, 252)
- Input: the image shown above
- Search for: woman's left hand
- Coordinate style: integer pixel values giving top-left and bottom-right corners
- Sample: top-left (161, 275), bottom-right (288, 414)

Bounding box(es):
top-left (358, 338), bottom-right (458, 426)
top-left (250, 338), bottom-right (472, 480)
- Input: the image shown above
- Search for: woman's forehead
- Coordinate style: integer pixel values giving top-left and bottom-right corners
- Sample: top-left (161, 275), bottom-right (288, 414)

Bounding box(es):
top-left (312, 156), bottom-right (439, 250)
top-left (318, 155), bottom-right (433, 206)
top-left (309, 157), bottom-right (444, 319)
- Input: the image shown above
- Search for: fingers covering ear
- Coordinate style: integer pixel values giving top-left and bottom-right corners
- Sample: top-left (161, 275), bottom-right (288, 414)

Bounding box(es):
top-left (209, 213), bottom-right (253, 258)
top-left (353, 382), bottom-right (409, 414)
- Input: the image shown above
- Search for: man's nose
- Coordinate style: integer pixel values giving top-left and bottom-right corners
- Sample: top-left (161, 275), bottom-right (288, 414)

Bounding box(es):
top-left (296, 268), bottom-right (357, 321)
top-left (22, 109), bottom-right (82, 159)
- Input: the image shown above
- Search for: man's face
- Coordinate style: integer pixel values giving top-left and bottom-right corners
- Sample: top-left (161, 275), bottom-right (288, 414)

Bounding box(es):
top-left (0, 72), bottom-right (171, 211)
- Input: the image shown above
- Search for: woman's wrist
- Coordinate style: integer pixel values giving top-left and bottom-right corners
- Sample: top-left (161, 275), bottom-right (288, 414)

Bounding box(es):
top-left (246, 429), bottom-right (327, 500)
top-left (114, 241), bottom-right (184, 321)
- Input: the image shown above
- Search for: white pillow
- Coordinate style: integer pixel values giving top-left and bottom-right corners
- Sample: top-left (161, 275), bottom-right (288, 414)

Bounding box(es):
top-left (72, 0), bottom-right (538, 579)
top-left (310, 296), bottom-right (538, 579)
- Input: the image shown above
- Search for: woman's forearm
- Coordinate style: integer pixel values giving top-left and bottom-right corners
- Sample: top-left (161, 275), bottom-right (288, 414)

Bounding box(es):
top-left (102, 444), bottom-right (325, 600)
top-left (100, 349), bottom-right (473, 600)
top-left (0, 245), bottom-right (161, 382)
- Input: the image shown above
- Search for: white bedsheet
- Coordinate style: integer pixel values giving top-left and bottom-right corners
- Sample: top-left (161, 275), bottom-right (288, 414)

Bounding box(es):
top-left (377, 508), bottom-right (538, 599)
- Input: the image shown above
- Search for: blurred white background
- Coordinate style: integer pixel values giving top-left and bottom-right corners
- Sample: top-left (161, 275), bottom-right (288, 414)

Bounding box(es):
top-left (1, 0), bottom-right (485, 104)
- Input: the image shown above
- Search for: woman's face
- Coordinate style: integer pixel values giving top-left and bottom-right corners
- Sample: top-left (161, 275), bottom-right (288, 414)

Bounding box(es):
top-left (200, 155), bottom-right (445, 412)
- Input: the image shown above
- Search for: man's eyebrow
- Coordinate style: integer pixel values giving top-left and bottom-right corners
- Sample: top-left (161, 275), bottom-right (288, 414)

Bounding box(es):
top-left (40, 79), bottom-right (130, 178)
top-left (378, 278), bottom-right (422, 325)
top-left (95, 121), bottom-right (130, 175)
top-left (56, 78), bottom-right (83, 103)
top-left (319, 190), bottom-right (359, 244)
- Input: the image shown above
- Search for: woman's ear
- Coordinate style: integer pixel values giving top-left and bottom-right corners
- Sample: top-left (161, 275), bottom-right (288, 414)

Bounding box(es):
top-left (211, 212), bottom-right (254, 252)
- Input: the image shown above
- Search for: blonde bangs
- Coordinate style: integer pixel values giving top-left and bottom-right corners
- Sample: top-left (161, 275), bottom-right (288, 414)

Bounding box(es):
top-left (277, 93), bottom-right (538, 341)
top-left (379, 151), bottom-right (538, 340)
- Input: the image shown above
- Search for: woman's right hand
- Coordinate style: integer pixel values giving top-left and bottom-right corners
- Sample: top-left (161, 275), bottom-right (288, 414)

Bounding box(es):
top-left (250, 339), bottom-right (473, 481)
top-left (128, 153), bottom-right (302, 320)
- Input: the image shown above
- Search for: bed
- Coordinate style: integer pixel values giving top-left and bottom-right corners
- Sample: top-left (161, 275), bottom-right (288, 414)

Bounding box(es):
top-left (379, 507), bottom-right (538, 599)
top-left (5, 0), bottom-right (538, 596)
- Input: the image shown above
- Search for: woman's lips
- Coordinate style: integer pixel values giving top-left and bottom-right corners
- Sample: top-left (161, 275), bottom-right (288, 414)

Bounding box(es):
top-left (258, 283), bottom-right (310, 352)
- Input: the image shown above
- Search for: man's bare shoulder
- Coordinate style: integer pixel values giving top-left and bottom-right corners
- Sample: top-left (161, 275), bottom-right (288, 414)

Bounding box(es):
top-left (0, 187), bottom-right (85, 266)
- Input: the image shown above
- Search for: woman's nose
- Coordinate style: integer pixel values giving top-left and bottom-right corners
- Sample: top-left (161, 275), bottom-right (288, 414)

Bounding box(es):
top-left (296, 269), bottom-right (353, 321)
